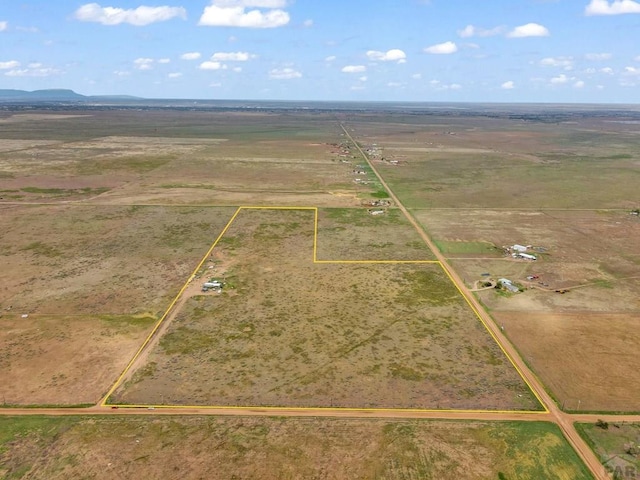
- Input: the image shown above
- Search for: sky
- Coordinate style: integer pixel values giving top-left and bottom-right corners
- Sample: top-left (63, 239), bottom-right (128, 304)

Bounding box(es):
top-left (1, 0), bottom-right (640, 102)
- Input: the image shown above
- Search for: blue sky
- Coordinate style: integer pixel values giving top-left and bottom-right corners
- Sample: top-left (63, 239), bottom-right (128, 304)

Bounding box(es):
top-left (1, 0), bottom-right (640, 102)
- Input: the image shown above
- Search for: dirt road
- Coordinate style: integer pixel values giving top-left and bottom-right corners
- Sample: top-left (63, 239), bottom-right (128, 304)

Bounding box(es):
top-left (0, 125), bottom-right (625, 480)
top-left (339, 124), bottom-right (609, 480)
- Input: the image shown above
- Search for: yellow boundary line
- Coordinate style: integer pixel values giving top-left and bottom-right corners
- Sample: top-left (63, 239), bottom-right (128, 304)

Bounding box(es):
top-left (102, 206), bottom-right (547, 415)
top-left (101, 207), bottom-right (243, 406)
top-left (437, 262), bottom-right (548, 413)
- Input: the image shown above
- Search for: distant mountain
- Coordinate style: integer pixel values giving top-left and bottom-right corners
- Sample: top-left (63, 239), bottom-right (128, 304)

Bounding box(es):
top-left (0, 89), bottom-right (142, 102)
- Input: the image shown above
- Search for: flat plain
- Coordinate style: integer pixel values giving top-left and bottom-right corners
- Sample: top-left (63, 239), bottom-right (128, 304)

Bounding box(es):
top-left (3, 105), bottom-right (639, 477)
top-left (0, 416), bottom-right (593, 480)
top-left (112, 208), bottom-right (538, 410)
top-left (343, 109), bottom-right (640, 412)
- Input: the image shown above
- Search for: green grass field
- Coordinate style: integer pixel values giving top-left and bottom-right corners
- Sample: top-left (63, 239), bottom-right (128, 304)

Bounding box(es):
top-left (0, 416), bottom-right (593, 480)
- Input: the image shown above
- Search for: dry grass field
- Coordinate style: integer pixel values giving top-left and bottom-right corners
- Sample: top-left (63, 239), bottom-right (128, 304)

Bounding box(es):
top-left (0, 416), bottom-right (593, 480)
top-left (0, 204), bottom-right (237, 315)
top-left (343, 111), bottom-right (639, 412)
top-left (0, 204), bottom-right (236, 405)
top-left (2, 105), bottom-right (639, 477)
top-left (409, 208), bottom-right (640, 411)
top-left (345, 112), bottom-right (640, 210)
top-left (0, 110), bottom-right (381, 207)
top-left (494, 312), bottom-right (640, 412)
top-left (0, 314), bottom-right (155, 405)
top-left (112, 208), bottom-right (539, 410)
top-left (315, 207), bottom-right (436, 261)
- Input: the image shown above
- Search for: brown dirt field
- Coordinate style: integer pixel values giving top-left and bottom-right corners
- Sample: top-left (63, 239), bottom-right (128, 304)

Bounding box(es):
top-left (0, 314), bottom-right (156, 405)
top-left (0, 204), bottom-right (237, 316)
top-left (494, 312), bottom-right (640, 412)
top-left (0, 417), bottom-right (592, 480)
top-left (113, 209), bottom-right (539, 410)
top-left (315, 207), bottom-right (436, 261)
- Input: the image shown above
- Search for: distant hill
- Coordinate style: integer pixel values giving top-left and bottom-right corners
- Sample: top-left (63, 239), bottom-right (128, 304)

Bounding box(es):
top-left (0, 89), bottom-right (141, 102)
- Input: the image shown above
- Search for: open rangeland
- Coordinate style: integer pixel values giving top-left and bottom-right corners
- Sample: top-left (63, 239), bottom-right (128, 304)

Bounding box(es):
top-left (0, 110), bottom-right (382, 207)
top-left (405, 208), bottom-right (640, 412)
top-left (0, 314), bottom-right (155, 405)
top-left (0, 204), bottom-right (237, 315)
top-left (0, 203), bottom-right (236, 405)
top-left (111, 208), bottom-right (539, 410)
top-left (576, 420), bottom-right (640, 479)
top-left (339, 111), bottom-right (639, 415)
top-left (343, 111), bottom-right (640, 210)
top-left (315, 207), bottom-right (436, 261)
top-left (0, 416), bottom-right (593, 480)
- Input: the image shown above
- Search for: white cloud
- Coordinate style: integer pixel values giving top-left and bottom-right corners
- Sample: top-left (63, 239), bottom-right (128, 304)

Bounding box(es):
top-left (5, 66), bottom-right (61, 77)
top-left (168, 72), bottom-right (182, 78)
top-left (199, 61), bottom-right (227, 70)
top-left (424, 41), bottom-right (458, 54)
top-left (303, 19), bottom-right (313, 27)
top-left (507, 23), bottom-right (550, 38)
top-left (113, 70), bottom-right (130, 76)
top-left (74, 3), bottom-right (187, 26)
top-left (600, 66), bottom-right (614, 74)
top-left (342, 65), bottom-right (366, 73)
top-left (198, 1), bottom-right (290, 28)
top-left (16, 26), bottom-right (39, 33)
top-left (325, 55), bottom-right (336, 62)
top-left (585, 0), bottom-right (640, 15)
top-left (625, 66), bottom-right (640, 75)
top-left (158, 58), bottom-right (171, 64)
top-left (550, 73), bottom-right (569, 84)
top-left (412, 73), bottom-right (422, 80)
top-left (539, 56), bottom-right (574, 69)
top-left (635, 55), bottom-right (640, 61)
top-left (429, 80), bottom-right (461, 90)
top-left (585, 52), bottom-right (612, 61)
top-left (181, 52), bottom-right (202, 60)
top-left (501, 80), bottom-right (515, 89)
top-left (359, 76), bottom-right (368, 82)
top-left (134, 57), bottom-right (154, 70)
top-left (574, 80), bottom-right (585, 88)
top-left (366, 49), bottom-right (407, 63)
top-left (0, 60), bottom-right (20, 69)
top-left (457, 24), bottom-right (503, 38)
top-left (232, 66), bottom-right (242, 72)
top-left (210, 82), bottom-right (222, 87)
top-left (269, 67), bottom-right (301, 79)
top-left (0, 21), bottom-right (7, 31)
top-left (211, 51), bottom-right (255, 61)
top-left (387, 82), bottom-right (403, 87)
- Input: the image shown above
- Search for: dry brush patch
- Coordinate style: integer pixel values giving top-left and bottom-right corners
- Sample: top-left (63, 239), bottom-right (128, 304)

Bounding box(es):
top-left (113, 209), bottom-right (539, 410)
